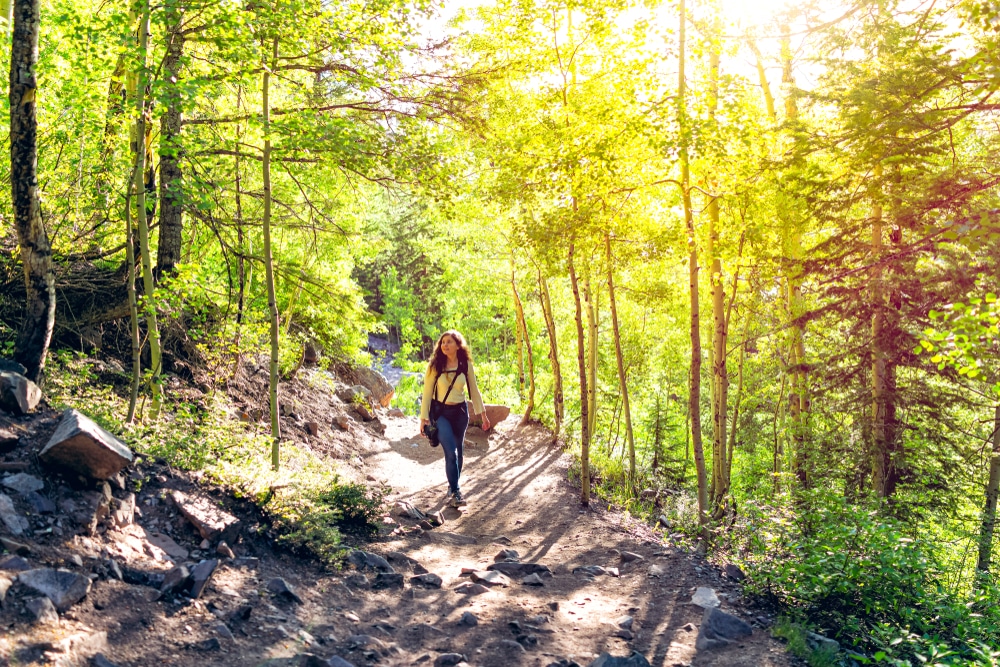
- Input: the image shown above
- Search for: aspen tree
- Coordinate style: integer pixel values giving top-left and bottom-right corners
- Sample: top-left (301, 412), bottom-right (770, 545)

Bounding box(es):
top-left (262, 35), bottom-right (282, 470)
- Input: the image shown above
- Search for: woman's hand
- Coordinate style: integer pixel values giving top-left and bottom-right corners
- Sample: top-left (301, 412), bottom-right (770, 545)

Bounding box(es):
top-left (481, 414), bottom-right (491, 432)
top-left (419, 418), bottom-right (429, 437)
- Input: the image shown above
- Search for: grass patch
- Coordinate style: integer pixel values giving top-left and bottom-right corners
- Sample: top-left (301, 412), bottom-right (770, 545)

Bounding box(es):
top-left (772, 617), bottom-right (840, 667)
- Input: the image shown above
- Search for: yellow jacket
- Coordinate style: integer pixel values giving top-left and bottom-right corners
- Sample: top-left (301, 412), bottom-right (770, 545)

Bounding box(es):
top-left (420, 360), bottom-right (485, 420)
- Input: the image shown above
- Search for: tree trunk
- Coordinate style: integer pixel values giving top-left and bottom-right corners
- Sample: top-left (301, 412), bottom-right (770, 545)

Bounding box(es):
top-left (977, 406), bottom-right (1000, 575)
top-left (157, 0), bottom-right (185, 279)
top-left (539, 271), bottom-right (564, 437)
top-left (678, 0), bottom-right (708, 528)
top-left (9, 0), bottom-right (55, 383)
top-left (727, 309), bottom-right (750, 478)
top-left (133, 0), bottom-right (162, 418)
top-left (511, 259), bottom-right (535, 425)
top-left (568, 241), bottom-right (590, 506)
top-left (707, 45), bottom-right (729, 515)
top-left (606, 232), bottom-right (636, 490)
top-left (125, 178), bottom-right (141, 423)
top-left (263, 36), bottom-right (282, 471)
top-left (585, 269), bottom-right (598, 444)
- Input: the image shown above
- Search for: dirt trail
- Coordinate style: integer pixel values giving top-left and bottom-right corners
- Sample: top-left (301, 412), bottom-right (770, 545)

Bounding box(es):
top-left (352, 415), bottom-right (794, 667)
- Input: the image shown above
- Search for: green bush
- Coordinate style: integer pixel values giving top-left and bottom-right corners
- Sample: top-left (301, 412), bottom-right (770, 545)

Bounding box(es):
top-left (740, 491), bottom-right (1000, 665)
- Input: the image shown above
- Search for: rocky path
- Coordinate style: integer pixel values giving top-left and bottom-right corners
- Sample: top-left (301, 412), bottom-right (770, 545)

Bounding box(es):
top-left (0, 400), bottom-right (793, 667)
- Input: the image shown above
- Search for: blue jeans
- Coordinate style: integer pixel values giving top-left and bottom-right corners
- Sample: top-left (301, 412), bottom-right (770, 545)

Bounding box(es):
top-left (436, 402), bottom-right (469, 493)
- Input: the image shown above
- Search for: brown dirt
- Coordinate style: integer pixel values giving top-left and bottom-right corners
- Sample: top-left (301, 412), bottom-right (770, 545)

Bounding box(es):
top-left (0, 365), bottom-right (795, 667)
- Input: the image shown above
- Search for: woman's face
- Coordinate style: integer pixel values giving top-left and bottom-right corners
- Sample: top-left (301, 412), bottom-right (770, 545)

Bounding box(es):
top-left (440, 335), bottom-right (458, 356)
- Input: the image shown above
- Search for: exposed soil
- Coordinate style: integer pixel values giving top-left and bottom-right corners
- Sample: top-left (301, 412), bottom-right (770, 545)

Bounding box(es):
top-left (0, 364), bottom-right (795, 667)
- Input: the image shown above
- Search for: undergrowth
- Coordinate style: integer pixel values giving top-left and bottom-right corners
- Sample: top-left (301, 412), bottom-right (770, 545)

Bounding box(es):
top-left (45, 351), bottom-right (386, 567)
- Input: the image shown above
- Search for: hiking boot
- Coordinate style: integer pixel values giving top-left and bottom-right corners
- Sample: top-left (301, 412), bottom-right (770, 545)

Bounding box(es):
top-left (450, 490), bottom-right (467, 508)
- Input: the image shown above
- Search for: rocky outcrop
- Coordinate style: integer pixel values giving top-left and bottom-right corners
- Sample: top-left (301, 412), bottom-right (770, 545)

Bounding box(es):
top-left (39, 409), bottom-right (134, 480)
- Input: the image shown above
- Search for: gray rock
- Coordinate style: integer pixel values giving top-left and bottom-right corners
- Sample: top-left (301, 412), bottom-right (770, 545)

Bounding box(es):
top-left (0, 371), bottom-right (41, 415)
top-left (111, 493), bottom-right (136, 527)
top-left (411, 573), bottom-right (442, 588)
top-left (806, 631), bottom-right (840, 654)
top-left (170, 490), bottom-right (240, 543)
top-left (160, 565), bottom-right (190, 595)
top-left (0, 428), bottom-right (18, 453)
top-left (614, 629), bottom-right (634, 640)
top-left (372, 572), bottom-right (404, 590)
top-left (68, 554), bottom-right (84, 568)
top-left (0, 575), bottom-right (11, 602)
top-left (573, 565), bottom-right (607, 577)
top-left (232, 557), bottom-right (259, 568)
top-left (2, 472), bottom-right (43, 494)
top-left (216, 541), bottom-right (236, 559)
top-left (189, 559), bottom-right (218, 599)
top-left (0, 493), bottom-right (28, 535)
top-left (267, 577), bottom-right (303, 603)
top-left (24, 491), bottom-right (56, 514)
top-left (690, 586), bottom-right (720, 609)
top-left (458, 611), bottom-right (478, 626)
top-left (104, 559), bottom-right (123, 581)
top-left (39, 409), bottom-right (133, 480)
top-left (18, 568), bottom-right (92, 611)
top-left (616, 615), bottom-right (634, 629)
top-left (494, 548), bottom-right (519, 562)
top-left (27, 596), bottom-right (59, 623)
top-left (657, 515), bottom-right (671, 529)
top-left (522, 573), bottom-right (544, 586)
top-left (0, 359), bottom-right (27, 375)
top-left (695, 607), bottom-right (753, 650)
top-left (214, 621), bottom-right (235, 640)
top-left (92, 654), bottom-right (123, 667)
top-left (327, 658), bottom-right (357, 667)
top-left (724, 563), bottom-right (746, 581)
top-left (396, 501), bottom-right (427, 521)
top-left (487, 561), bottom-right (551, 577)
top-left (497, 639), bottom-right (527, 653)
top-left (0, 538), bottom-right (30, 556)
top-left (620, 551), bottom-right (644, 563)
top-left (195, 638), bottom-right (221, 651)
top-left (588, 652), bottom-right (652, 667)
top-left (347, 634), bottom-right (384, 648)
top-left (43, 630), bottom-right (108, 664)
top-left (0, 555), bottom-right (31, 571)
top-left (434, 654), bottom-right (466, 667)
top-left (647, 564), bottom-right (665, 578)
top-left (345, 573), bottom-right (370, 588)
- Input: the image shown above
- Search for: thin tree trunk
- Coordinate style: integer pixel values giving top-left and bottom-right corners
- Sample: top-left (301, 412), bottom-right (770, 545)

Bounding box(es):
top-left (133, 0), bottom-right (162, 418)
top-left (263, 36), bottom-right (281, 471)
top-left (773, 372), bottom-right (786, 496)
top-left (679, 0), bottom-right (708, 528)
top-left (727, 309), bottom-right (750, 478)
top-left (606, 232), bottom-right (636, 490)
top-left (157, 0), bottom-right (185, 279)
top-left (707, 44), bottom-right (729, 515)
top-left (514, 252), bottom-right (525, 396)
top-left (124, 172), bottom-right (142, 422)
top-left (747, 37), bottom-right (776, 121)
top-left (232, 86), bottom-right (250, 379)
top-left (977, 406), bottom-right (1000, 574)
top-left (9, 0), bottom-right (54, 383)
top-left (539, 271), bottom-right (564, 437)
top-left (568, 242), bottom-right (590, 506)
top-left (511, 259), bottom-right (535, 425)
top-left (585, 269), bottom-right (598, 443)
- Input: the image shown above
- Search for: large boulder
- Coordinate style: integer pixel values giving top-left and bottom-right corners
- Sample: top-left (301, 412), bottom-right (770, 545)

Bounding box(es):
top-left (39, 409), bottom-right (133, 480)
top-left (0, 371), bottom-right (41, 415)
top-left (334, 363), bottom-right (394, 407)
top-left (468, 403), bottom-right (511, 429)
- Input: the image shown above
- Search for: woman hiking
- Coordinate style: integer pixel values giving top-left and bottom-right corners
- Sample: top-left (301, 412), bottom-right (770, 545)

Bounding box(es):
top-left (419, 330), bottom-right (490, 508)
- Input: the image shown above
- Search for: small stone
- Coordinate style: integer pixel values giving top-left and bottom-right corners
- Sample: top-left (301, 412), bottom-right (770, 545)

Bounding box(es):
top-left (195, 637), bottom-right (221, 651)
top-left (0, 493), bottom-right (29, 535)
top-left (411, 573), bottom-right (442, 588)
top-left (0, 575), bottom-right (10, 601)
top-left (305, 421), bottom-right (319, 436)
top-left (200, 539), bottom-right (211, 550)
top-left (620, 552), bottom-right (644, 563)
top-left (521, 573), bottom-right (544, 586)
top-left (724, 563), bottom-right (747, 582)
top-left (0, 554), bottom-right (31, 571)
top-left (470, 570), bottom-right (509, 587)
top-left (458, 611), bottom-right (478, 626)
top-left (232, 557), bottom-right (259, 568)
top-left (454, 582), bottom-right (490, 595)
top-left (92, 654), bottom-right (123, 667)
top-left (573, 565), bottom-right (606, 577)
top-left (434, 653), bottom-right (466, 667)
top-left (68, 554), bottom-right (84, 568)
top-left (494, 548), bottom-right (520, 562)
top-left (657, 515), bottom-right (671, 529)
top-left (347, 634), bottom-right (384, 648)
top-left (27, 596), bottom-right (59, 624)
top-left (267, 577), bottom-right (303, 603)
top-left (614, 629), bottom-right (634, 640)
top-left (18, 568), bottom-right (92, 611)
top-left (24, 491), bottom-right (56, 514)
top-left (588, 651), bottom-right (652, 667)
top-left (0, 428), bottom-right (20, 452)
top-left (170, 490), bottom-right (240, 544)
top-left (214, 622), bottom-right (235, 640)
top-left (419, 520), bottom-right (434, 530)
top-left (0, 371), bottom-right (41, 415)
top-left (806, 631), bottom-right (839, 653)
top-left (0, 537), bottom-right (30, 555)
top-left (189, 559), bottom-right (218, 599)
top-left (345, 573), bottom-right (370, 588)
top-left (497, 639), bottom-right (526, 653)
top-left (160, 565), bottom-right (190, 595)
top-left (647, 564), bottom-right (665, 578)
top-left (428, 511), bottom-right (445, 527)
top-left (487, 561), bottom-right (551, 577)
top-left (690, 586), bottom-right (720, 609)
top-left (2, 472), bottom-right (43, 494)
top-left (328, 658), bottom-right (357, 667)
top-left (695, 607), bottom-right (752, 650)
top-left (216, 542), bottom-right (236, 559)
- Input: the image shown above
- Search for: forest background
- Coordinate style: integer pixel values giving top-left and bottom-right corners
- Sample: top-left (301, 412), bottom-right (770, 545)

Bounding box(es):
top-left (1, 0), bottom-right (999, 663)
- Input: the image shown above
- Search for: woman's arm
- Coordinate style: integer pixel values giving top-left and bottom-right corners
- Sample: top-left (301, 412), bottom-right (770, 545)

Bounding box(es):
top-left (467, 361), bottom-right (490, 430)
top-left (419, 363), bottom-right (436, 421)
